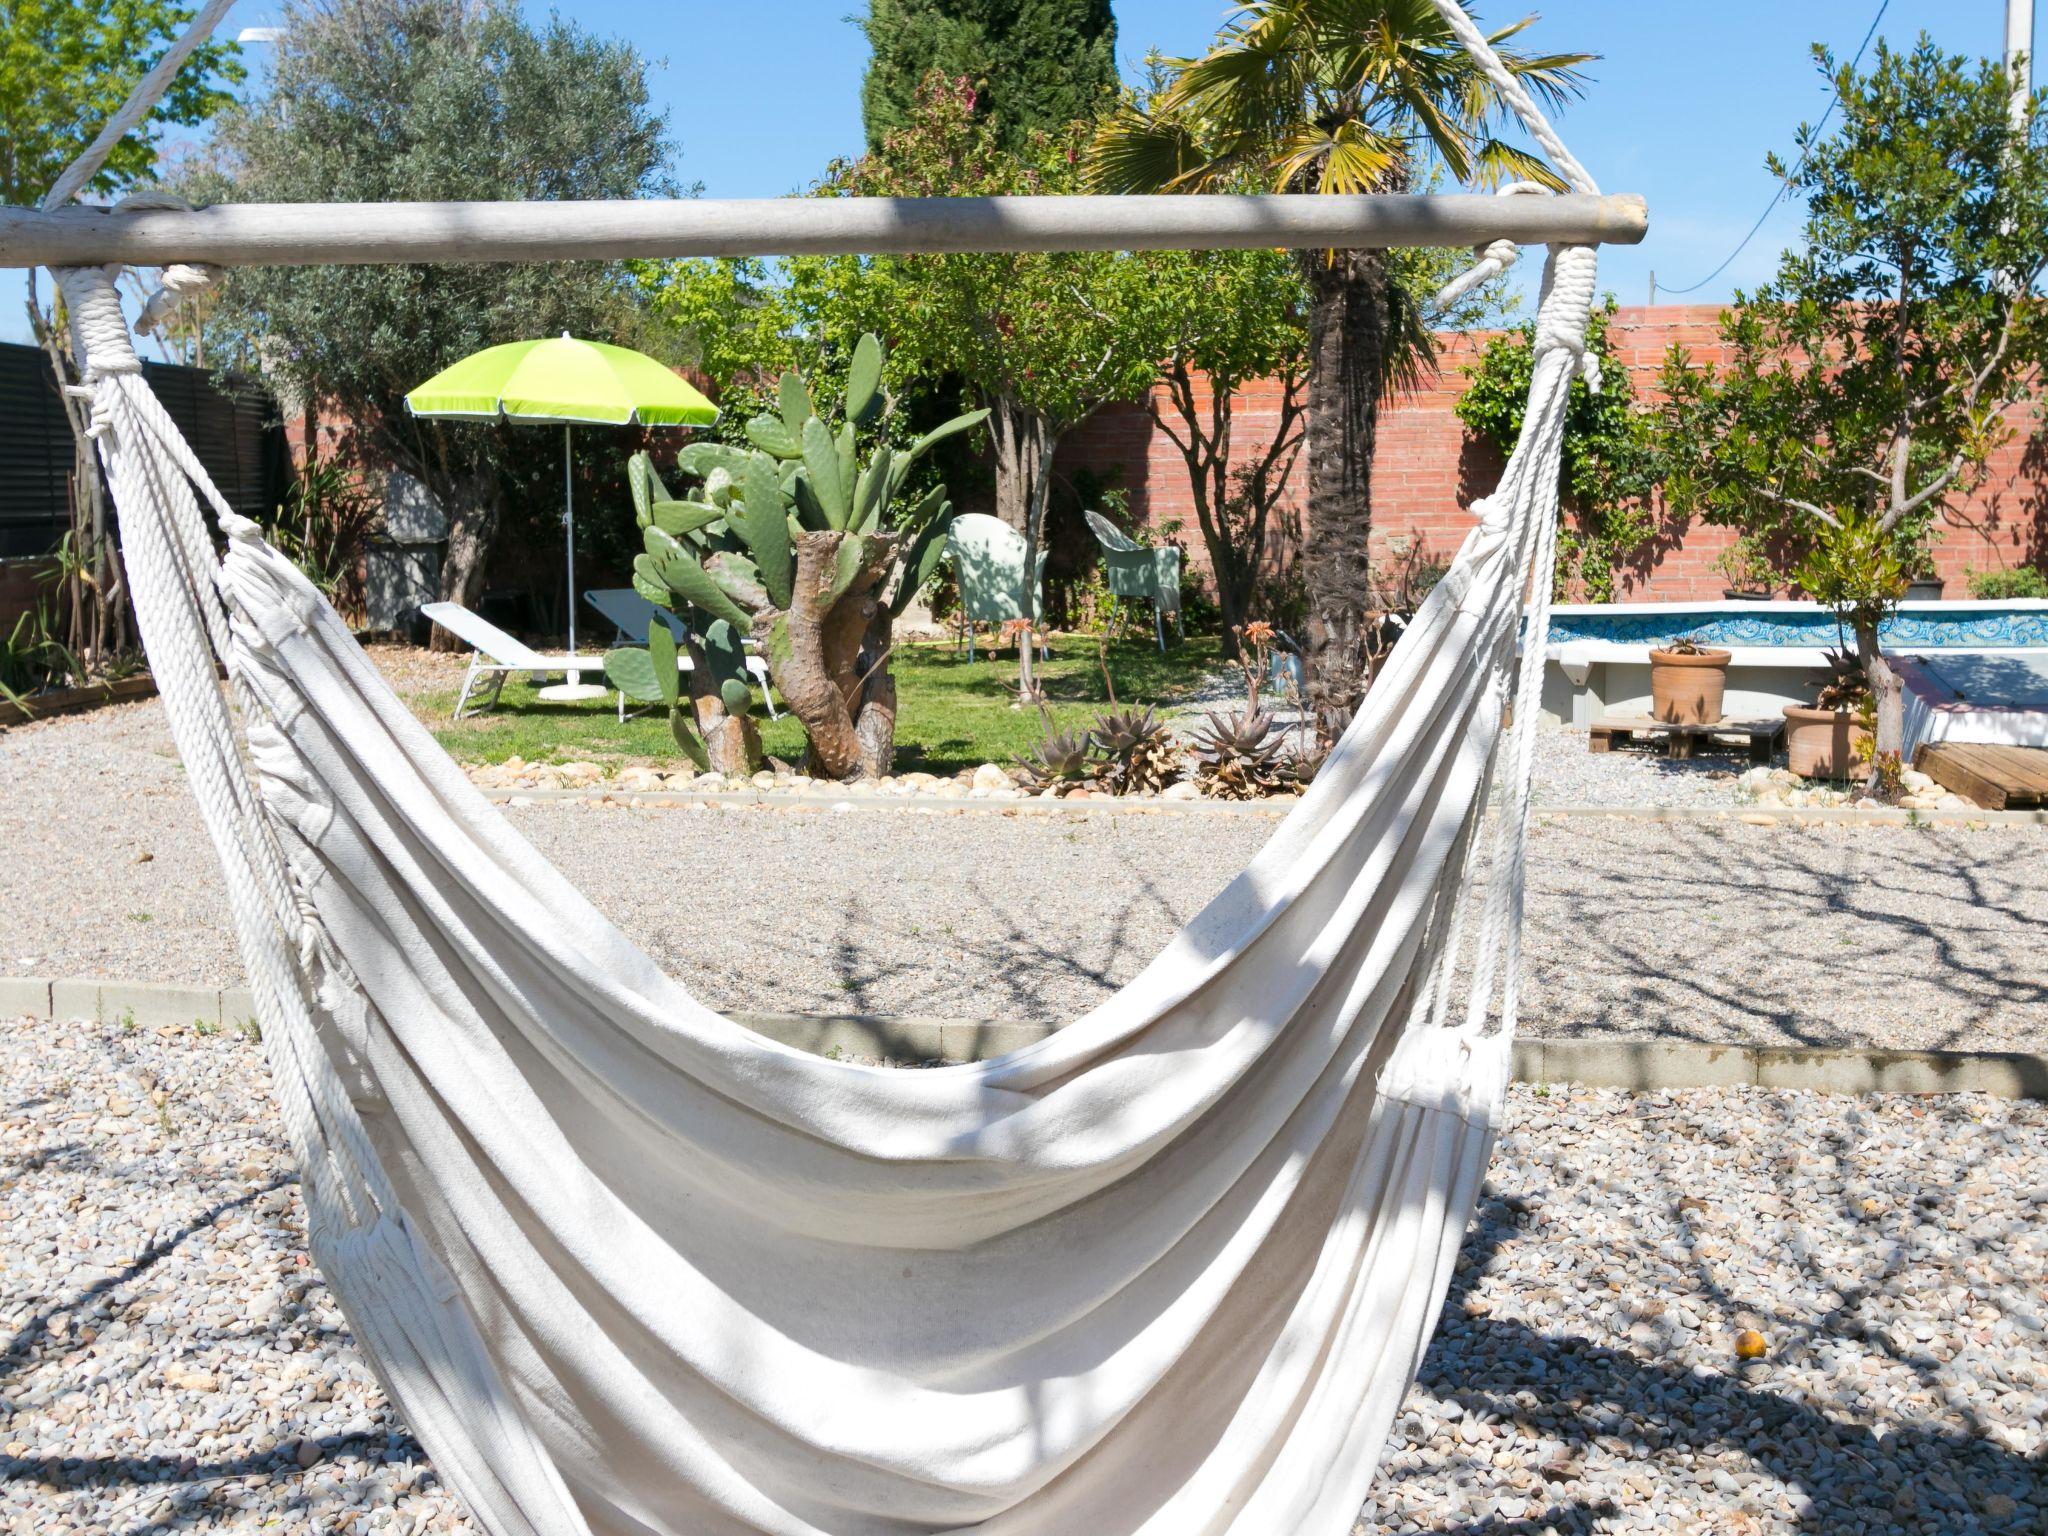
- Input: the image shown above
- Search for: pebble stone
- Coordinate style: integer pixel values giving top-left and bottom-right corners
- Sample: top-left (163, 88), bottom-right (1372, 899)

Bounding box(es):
top-left (3, 1019), bottom-right (2041, 1533)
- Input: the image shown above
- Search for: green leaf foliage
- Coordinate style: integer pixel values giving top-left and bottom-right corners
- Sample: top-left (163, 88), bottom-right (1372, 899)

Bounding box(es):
top-left (845, 333), bottom-right (885, 426)
top-left (858, 0), bottom-right (1118, 155)
top-left (189, 1), bottom-right (673, 591)
top-left (746, 414), bottom-right (804, 460)
top-left (645, 528), bottom-right (753, 631)
top-left (646, 621), bottom-right (679, 707)
top-left (803, 417), bottom-right (849, 527)
top-left (738, 453), bottom-right (794, 608)
top-left (603, 645), bottom-right (661, 703)
top-left (779, 370), bottom-right (816, 438)
top-left (631, 555), bottom-right (672, 608)
top-left (649, 501), bottom-right (725, 540)
top-left (1455, 300), bottom-right (1658, 601)
top-left (668, 706), bottom-right (710, 770)
top-left (675, 441), bottom-right (751, 480)
top-left (2, 0), bottom-right (243, 207)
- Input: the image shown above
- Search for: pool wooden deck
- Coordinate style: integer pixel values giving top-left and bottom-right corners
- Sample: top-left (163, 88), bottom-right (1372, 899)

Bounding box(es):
top-left (1916, 742), bottom-right (2048, 809)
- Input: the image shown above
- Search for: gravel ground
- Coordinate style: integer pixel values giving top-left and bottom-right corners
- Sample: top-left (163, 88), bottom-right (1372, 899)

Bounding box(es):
top-left (2, 1018), bottom-right (2040, 1534)
top-left (5, 696), bottom-right (2043, 1053)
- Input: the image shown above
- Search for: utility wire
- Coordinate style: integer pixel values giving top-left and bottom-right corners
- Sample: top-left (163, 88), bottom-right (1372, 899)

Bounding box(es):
top-left (1660, 0), bottom-right (1891, 296)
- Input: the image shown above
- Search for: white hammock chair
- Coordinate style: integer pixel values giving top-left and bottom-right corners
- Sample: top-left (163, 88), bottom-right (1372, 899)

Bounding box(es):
top-left (41, 3), bottom-right (1617, 1530)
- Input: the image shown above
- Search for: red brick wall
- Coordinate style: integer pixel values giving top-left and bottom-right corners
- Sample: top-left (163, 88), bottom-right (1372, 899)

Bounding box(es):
top-left (1059, 304), bottom-right (2048, 602)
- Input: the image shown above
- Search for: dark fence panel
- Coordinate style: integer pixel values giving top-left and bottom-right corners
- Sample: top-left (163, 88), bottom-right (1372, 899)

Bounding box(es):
top-left (0, 340), bottom-right (288, 561)
top-left (0, 342), bottom-right (75, 561)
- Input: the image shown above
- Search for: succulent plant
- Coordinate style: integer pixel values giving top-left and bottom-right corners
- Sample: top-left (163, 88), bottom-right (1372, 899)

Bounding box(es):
top-left (1285, 704), bottom-right (1355, 786)
top-left (1090, 705), bottom-right (1179, 795)
top-left (606, 332), bottom-right (988, 779)
top-left (602, 616), bottom-right (758, 774)
top-left (1813, 648), bottom-right (1871, 713)
top-left (1013, 722), bottom-right (1099, 793)
top-left (1192, 710), bottom-right (1285, 800)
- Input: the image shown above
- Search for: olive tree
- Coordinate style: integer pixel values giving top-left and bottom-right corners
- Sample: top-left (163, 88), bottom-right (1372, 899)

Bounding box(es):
top-left (1659, 37), bottom-right (2048, 769)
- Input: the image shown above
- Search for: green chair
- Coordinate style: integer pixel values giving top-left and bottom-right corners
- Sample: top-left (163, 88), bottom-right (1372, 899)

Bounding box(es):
top-left (947, 513), bottom-right (1049, 662)
top-left (1085, 509), bottom-right (1182, 651)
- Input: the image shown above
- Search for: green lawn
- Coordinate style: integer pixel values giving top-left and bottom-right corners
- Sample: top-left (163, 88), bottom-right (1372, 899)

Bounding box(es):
top-left (423, 635), bottom-right (1225, 775)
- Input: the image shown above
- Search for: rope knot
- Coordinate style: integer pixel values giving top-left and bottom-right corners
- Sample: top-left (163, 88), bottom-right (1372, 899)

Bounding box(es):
top-left (1428, 181), bottom-right (1550, 313)
top-left (1531, 244), bottom-right (1603, 393)
top-left (137, 262), bottom-right (223, 337)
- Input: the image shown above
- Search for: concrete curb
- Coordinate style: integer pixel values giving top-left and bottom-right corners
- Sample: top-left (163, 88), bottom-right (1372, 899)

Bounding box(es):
top-left (483, 787), bottom-right (1295, 817)
top-left (471, 785), bottom-right (2048, 827)
top-left (9, 977), bottom-right (2043, 1099)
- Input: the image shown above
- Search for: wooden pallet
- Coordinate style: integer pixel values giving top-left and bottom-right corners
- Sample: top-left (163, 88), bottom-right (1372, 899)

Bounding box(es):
top-left (1588, 714), bottom-right (1786, 764)
top-left (1915, 742), bottom-right (2048, 810)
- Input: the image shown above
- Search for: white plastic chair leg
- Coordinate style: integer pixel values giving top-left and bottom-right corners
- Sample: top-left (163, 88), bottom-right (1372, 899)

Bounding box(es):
top-left (453, 656), bottom-right (482, 720)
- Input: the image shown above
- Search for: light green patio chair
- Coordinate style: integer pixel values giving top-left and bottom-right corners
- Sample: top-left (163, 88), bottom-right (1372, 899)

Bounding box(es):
top-left (946, 512), bottom-right (1049, 662)
top-left (1085, 509), bottom-right (1183, 651)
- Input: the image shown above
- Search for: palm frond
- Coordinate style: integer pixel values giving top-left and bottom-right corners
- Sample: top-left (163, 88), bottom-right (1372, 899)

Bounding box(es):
top-left (1086, 108), bottom-right (1207, 194)
top-left (1468, 137), bottom-right (1567, 192)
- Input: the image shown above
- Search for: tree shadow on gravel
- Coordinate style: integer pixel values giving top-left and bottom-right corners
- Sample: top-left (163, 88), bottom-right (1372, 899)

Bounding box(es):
top-left (1400, 1182), bottom-right (2048, 1535)
top-left (4, 1431), bottom-right (418, 1536)
top-left (813, 869), bottom-right (1193, 1022)
top-left (0, 1177), bottom-right (293, 1391)
top-left (1523, 820), bottom-right (2048, 1051)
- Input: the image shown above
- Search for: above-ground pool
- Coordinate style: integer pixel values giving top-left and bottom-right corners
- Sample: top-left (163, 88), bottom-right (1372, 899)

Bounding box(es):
top-left (1539, 598), bottom-right (2048, 726)
top-left (1546, 598), bottom-right (2048, 651)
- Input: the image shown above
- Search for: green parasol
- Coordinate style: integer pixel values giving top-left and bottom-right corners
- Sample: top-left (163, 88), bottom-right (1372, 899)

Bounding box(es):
top-left (406, 335), bottom-right (718, 695)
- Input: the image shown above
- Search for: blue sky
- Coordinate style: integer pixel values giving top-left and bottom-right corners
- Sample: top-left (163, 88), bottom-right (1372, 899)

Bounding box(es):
top-left (4, 1), bottom-right (2036, 343)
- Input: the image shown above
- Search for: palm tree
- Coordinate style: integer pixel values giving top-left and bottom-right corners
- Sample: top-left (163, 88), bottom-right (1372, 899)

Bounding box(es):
top-left (1088, 1), bottom-right (1591, 712)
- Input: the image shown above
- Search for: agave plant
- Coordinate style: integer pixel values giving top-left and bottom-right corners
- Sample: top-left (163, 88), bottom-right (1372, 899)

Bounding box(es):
top-left (1814, 648), bottom-right (1871, 713)
top-left (1090, 705), bottom-right (1179, 795)
top-left (1192, 710), bottom-right (1284, 800)
top-left (1014, 721), bottom-right (1100, 794)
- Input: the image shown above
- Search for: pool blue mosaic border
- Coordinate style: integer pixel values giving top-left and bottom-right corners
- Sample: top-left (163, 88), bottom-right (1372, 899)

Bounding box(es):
top-left (1546, 607), bottom-right (2048, 649)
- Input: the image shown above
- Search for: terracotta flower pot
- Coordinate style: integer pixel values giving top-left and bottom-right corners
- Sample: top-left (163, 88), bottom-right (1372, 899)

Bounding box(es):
top-left (1782, 705), bottom-right (1870, 780)
top-left (1648, 647), bottom-right (1731, 724)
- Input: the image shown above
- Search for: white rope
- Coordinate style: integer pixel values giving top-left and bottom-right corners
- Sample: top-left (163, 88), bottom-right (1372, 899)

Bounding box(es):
top-left (1412, 0), bottom-right (1602, 1044)
top-left (39, 0), bottom-right (241, 211)
top-left (1431, 180), bottom-right (1547, 312)
top-left (1426, 0), bottom-right (1601, 198)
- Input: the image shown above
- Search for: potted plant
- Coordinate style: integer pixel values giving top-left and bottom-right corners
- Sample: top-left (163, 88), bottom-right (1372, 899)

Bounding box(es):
top-left (1783, 649), bottom-right (1873, 779)
top-left (1648, 634), bottom-right (1732, 724)
top-left (1714, 535), bottom-right (1776, 600)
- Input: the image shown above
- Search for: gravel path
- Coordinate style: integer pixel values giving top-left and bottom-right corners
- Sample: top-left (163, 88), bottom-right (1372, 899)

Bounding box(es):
top-left (5, 697), bottom-right (2044, 1053)
top-left (2, 1019), bottom-right (2040, 1533)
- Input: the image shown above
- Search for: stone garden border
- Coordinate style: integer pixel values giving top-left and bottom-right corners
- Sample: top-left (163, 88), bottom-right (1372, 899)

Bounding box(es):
top-left (471, 785), bottom-right (2048, 828)
top-left (8, 976), bottom-right (2043, 1100)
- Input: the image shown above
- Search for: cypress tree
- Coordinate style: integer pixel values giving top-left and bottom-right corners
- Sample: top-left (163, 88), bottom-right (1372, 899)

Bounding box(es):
top-left (860, 0), bottom-right (1118, 151)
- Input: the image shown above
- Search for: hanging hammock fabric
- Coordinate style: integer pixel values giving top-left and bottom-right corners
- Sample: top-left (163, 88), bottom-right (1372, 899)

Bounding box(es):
top-left (45, 5), bottom-right (1604, 1532)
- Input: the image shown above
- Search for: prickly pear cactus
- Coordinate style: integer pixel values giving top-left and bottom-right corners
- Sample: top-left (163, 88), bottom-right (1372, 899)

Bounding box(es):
top-left (604, 332), bottom-right (986, 780)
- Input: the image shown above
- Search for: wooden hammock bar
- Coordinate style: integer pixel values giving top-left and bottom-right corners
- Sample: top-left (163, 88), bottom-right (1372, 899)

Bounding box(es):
top-left (0, 193), bottom-right (1647, 270)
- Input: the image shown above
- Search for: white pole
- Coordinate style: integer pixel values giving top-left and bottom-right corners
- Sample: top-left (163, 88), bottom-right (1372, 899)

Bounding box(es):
top-left (564, 422), bottom-right (576, 660)
top-left (2010, 0), bottom-right (2035, 130)
top-left (0, 193), bottom-right (1649, 270)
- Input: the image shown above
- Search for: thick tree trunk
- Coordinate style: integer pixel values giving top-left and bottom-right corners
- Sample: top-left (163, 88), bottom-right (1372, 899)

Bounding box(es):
top-left (761, 530), bottom-right (899, 780)
top-left (989, 397), bottom-right (1038, 534)
top-left (679, 637), bottom-right (761, 778)
top-left (853, 600), bottom-right (897, 778)
top-left (433, 472), bottom-right (501, 648)
top-left (1298, 248), bottom-right (1393, 716)
top-left (1855, 616), bottom-right (1906, 787)
top-left (1015, 427), bottom-right (1058, 704)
